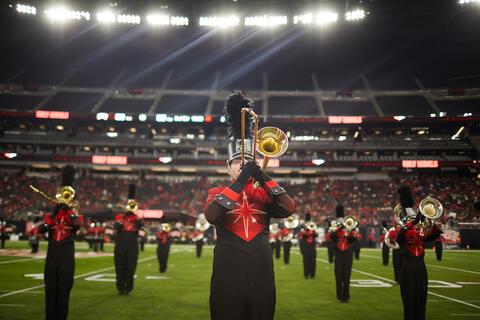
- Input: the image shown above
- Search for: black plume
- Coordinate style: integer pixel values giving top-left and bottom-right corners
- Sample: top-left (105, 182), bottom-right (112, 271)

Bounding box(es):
top-left (474, 201), bottom-right (480, 212)
top-left (305, 213), bottom-right (311, 222)
top-left (61, 165), bottom-right (75, 186)
top-left (223, 91), bottom-right (255, 139)
top-left (128, 184), bottom-right (136, 199)
top-left (335, 204), bottom-right (345, 218)
top-left (398, 186), bottom-right (415, 208)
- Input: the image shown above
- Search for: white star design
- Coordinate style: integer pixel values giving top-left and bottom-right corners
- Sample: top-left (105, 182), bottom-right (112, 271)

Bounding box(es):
top-left (226, 192), bottom-right (266, 240)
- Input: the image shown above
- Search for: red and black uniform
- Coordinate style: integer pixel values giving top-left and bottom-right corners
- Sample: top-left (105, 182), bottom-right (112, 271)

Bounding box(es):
top-left (434, 233), bottom-right (444, 261)
top-left (325, 230), bottom-right (334, 264)
top-left (380, 232), bottom-right (389, 266)
top-left (279, 228), bottom-right (293, 265)
top-left (397, 221), bottom-right (442, 320)
top-left (273, 232), bottom-right (281, 260)
top-left (389, 225), bottom-right (402, 283)
top-left (27, 223), bottom-right (41, 254)
top-left (192, 230), bottom-right (204, 258)
top-left (156, 230), bottom-right (172, 272)
top-left (204, 168), bottom-right (295, 320)
top-left (114, 212), bottom-right (144, 295)
top-left (298, 228), bottom-right (317, 279)
top-left (354, 231), bottom-right (363, 260)
top-left (330, 227), bottom-right (356, 302)
top-left (0, 222), bottom-right (12, 248)
top-left (39, 204), bottom-right (83, 320)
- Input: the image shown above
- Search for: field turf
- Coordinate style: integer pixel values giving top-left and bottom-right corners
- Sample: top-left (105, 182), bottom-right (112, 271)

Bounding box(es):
top-left (0, 241), bottom-right (479, 319)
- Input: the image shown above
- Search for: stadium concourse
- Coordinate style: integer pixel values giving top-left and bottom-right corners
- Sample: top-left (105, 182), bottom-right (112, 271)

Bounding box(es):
top-left (1, 0), bottom-right (480, 319)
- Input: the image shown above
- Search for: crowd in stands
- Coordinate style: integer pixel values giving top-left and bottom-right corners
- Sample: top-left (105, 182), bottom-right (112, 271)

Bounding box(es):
top-left (1, 171), bottom-right (478, 227)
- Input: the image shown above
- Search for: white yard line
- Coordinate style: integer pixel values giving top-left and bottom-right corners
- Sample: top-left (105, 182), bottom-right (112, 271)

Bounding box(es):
top-left (0, 304), bottom-right (26, 307)
top-left (0, 255), bottom-right (157, 299)
top-left (0, 258), bottom-right (36, 265)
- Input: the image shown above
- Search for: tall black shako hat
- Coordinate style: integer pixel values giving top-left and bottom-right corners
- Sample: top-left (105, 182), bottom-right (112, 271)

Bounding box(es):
top-left (61, 165), bottom-right (75, 188)
top-left (56, 165), bottom-right (75, 203)
top-left (397, 185), bottom-right (416, 221)
top-left (223, 91), bottom-right (255, 163)
top-left (335, 204), bottom-right (345, 218)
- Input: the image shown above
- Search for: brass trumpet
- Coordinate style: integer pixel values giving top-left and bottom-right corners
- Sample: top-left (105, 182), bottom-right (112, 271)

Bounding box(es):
top-left (162, 223), bottom-right (171, 233)
top-left (418, 196), bottom-right (443, 233)
top-left (30, 184), bottom-right (80, 214)
top-left (284, 214), bottom-right (300, 229)
top-left (343, 216), bottom-right (357, 231)
top-left (241, 108), bottom-right (289, 181)
top-left (125, 199), bottom-right (138, 212)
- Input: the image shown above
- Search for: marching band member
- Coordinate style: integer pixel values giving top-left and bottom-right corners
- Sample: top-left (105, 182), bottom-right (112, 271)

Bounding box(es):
top-left (387, 220), bottom-right (403, 284)
top-left (396, 186), bottom-right (443, 320)
top-left (35, 165), bottom-right (83, 320)
top-left (279, 225), bottom-right (293, 265)
top-left (434, 233), bottom-right (444, 261)
top-left (353, 227), bottom-right (362, 260)
top-left (114, 184), bottom-right (144, 295)
top-left (330, 204), bottom-right (357, 303)
top-left (326, 220), bottom-right (336, 264)
top-left (0, 220), bottom-right (14, 248)
top-left (203, 91), bottom-right (295, 320)
top-left (298, 220), bottom-right (317, 279)
top-left (138, 226), bottom-right (147, 252)
top-left (156, 222), bottom-right (172, 272)
top-left (27, 218), bottom-right (41, 254)
top-left (192, 229), bottom-right (204, 258)
top-left (380, 223), bottom-right (390, 266)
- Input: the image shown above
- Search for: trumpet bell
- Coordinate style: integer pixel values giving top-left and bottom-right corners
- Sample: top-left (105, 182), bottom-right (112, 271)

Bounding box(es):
top-left (56, 186), bottom-right (75, 204)
top-left (343, 216), bottom-right (357, 231)
top-left (162, 223), bottom-right (171, 233)
top-left (306, 221), bottom-right (317, 231)
top-left (270, 223), bottom-right (280, 234)
top-left (419, 196), bottom-right (443, 220)
top-left (125, 199), bottom-right (138, 212)
top-left (256, 127), bottom-right (289, 158)
top-left (284, 214), bottom-right (299, 229)
top-left (196, 218), bottom-right (210, 232)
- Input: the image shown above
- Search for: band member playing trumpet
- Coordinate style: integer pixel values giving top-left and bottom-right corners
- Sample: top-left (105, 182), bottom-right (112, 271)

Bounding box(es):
top-left (157, 222), bottom-right (172, 272)
top-left (380, 223), bottom-right (390, 266)
top-left (330, 204), bottom-right (357, 303)
top-left (270, 223), bottom-right (281, 260)
top-left (353, 227), bottom-right (362, 260)
top-left (203, 91), bottom-right (295, 320)
top-left (279, 215), bottom-right (297, 265)
top-left (114, 184), bottom-right (144, 295)
top-left (33, 165), bottom-right (83, 320)
top-left (27, 218), bottom-right (41, 254)
top-left (395, 187), bottom-right (443, 320)
top-left (298, 219), bottom-right (318, 279)
top-left (326, 220), bottom-right (337, 264)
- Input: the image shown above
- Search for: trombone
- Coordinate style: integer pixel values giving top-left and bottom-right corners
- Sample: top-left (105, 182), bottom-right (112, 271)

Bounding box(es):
top-left (29, 184), bottom-right (81, 214)
top-left (241, 107), bottom-right (289, 175)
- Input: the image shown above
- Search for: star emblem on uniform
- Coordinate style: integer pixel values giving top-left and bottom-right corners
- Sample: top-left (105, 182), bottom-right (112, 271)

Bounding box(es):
top-left (52, 216), bottom-right (72, 241)
top-left (226, 192), bottom-right (267, 240)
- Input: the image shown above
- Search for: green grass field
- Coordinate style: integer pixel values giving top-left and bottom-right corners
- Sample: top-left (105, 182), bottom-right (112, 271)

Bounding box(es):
top-left (1, 241), bottom-right (480, 319)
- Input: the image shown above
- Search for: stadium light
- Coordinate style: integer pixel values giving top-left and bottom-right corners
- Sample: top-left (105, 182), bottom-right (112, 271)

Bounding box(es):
top-left (117, 14), bottom-right (141, 24)
top-left (345, 9), bottom-right (365, 21)
top-left (45, 7), bottom-right (90, 21)
top-left (316, 11), bottom-right (338, 25)
top-left (293, 14), bottom-right (313, 25)
top-left (312, 159), bottom-right (325, 166)
top-left (159, 156), bottom-right (172, 164)
top-left (138, 113), bottom-right (148, 121)
top-left (147, 14), bottom-right (170, 25)
top-left (106, 132), bottom-right (118, 137)
top-left (97, 11), bottom-right (116, 23)
top-left (244, 15), bottom-right (288, 26)
top-left (96, 112), bottom-right (109, 120)
top-left (199, 16), bottom-right (240, 28)
top-left (170, 16), bottom-right (189, 26)
top-left (459, 0), bottom-right (478, 4)
top-left (4, 153), bottom-right (18, 159)
top-left (16, 4), bottom-right (36, 15)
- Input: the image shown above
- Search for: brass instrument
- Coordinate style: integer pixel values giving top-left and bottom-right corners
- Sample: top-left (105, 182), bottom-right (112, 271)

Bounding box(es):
top-left (284, 214), bottom-right (299, 229)
top-left (125, 199), bottom-right (138, 212)
top-left (343, 216), bottom-right (357, 232)
top-left (241, 108), bottom-right (289, 179)
top-left (195, 215), bottom-right (210, 232)
top-left (161, 223), bottom-right (171, 233)
top-left (418, 196), bottom-right (443, 234)
top-left (270, 223), bottom-right (280, 235)
top-left (281, 231), bottom-right (294, 242)
top-left (384, 227), bottom-right (400, 249)
top-left (29, 184), bottom-right (80, 214)
top-left (306, 221), bottom-right (317, 231)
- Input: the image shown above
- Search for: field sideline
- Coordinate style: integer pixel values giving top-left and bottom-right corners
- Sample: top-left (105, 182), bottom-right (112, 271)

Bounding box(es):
top-left (1, 241), bottom-right (479, 320)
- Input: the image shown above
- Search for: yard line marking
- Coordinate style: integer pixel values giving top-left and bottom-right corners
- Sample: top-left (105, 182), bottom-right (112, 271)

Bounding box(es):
top-left (0, 255), bottom-right (157, 298)
top-left (451, 314), bottom-right (480, 317)
top-left (458, 282), bottom-right (480, 285)
top-left (0, 258), bottom-right (36, 265)
top-left (292, 250), bottom-right (480, 310)
top-left (0, 304), bottom-right (25, 307)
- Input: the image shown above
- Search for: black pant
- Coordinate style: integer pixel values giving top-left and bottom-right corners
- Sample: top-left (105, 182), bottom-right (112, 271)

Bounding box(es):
top-left (282, 242), bottom-right (291, 264)
top-left (334, 249), bottom-right (353, 301)
top-left (399, 254), bottom-right (428, 320)
top-left (196, 241), bottom-right (203, 258)
top-left (210, 243), bottom-right (275, 320)
top-left (44, 242), bottom-right (75, 320)
top-left (114, 233), bottom-right (138, 294)
top-left (302, 243), bottom-right (316, 279)
top-left (139, 240), bottom-right (145, 252)
top-left (393, 249), bottom-right (402, 283)
top-left (382, 244), bottom-right (390, 266)
top-left (1, 234), bottom-right (6, 248)
top-left (326, 242), bottom-right (334, 263)
top-left (32, 243), bottom-right (39, 254)
top-left (354, 242), bottom-right (361, 260)
top-left (157, 243), bottom-right (170, 273)
top-left (274, 241), bottom-right (281, 259)
top-left (93, 240), bottom-right (100, 252)
top-left (100, 240), bottom-right (104, 252)
top-left (435, 241), bottom-right (442, 261)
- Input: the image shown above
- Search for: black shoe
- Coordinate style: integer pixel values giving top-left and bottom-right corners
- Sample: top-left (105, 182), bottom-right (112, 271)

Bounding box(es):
top-left (117, 291), bottom-right (124, 295)
top-left (337, 299), bottom-right (342, 303)
top-left (125, 291), bottom-right (131, 296)
top-left (344, 299), bottom-right (349, 303)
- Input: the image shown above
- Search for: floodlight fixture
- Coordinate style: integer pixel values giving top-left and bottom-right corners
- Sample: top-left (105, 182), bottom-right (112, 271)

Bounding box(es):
top-left (293, 14), bottom-right (313, 24)
top-left (97, 11), bottom-right (116, 23)
top-left (170, 16), bottom-right (189, 26)
top-left (16, 4), bottom-right (36, 15)
top-left (45, 7), bottom-right (90, 21)
top-left (117, 14), bottom-right (141, 24)
top-left (244, 15), bottom-right (288, 26)
top-left (147, 14), bottom-right (170, 25)
top-left (316, 11), bottom-right (338, 25)
top-left (199, 16), bottom-right (240, 27)
top-left (345, 9), bottom-right (365, 21)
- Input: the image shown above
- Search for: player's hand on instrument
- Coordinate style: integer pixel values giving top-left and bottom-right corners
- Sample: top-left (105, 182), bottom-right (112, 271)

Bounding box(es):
top-left (237, 161), bottom-right (258, 184)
